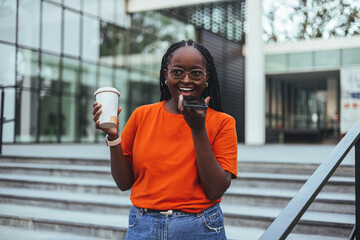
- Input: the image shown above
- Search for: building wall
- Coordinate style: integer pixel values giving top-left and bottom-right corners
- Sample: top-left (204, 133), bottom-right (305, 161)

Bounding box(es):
top-left (0, 0), bottom-right (197, 143)
top-left (263, 37), bottom-right (360, 142)
top-left (201, 30), bottom-right (245, 142)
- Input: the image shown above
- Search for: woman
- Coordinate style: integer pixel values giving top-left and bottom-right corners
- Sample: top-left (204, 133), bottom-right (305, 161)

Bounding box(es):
top-left (93, 40), bottom-right (238, 239)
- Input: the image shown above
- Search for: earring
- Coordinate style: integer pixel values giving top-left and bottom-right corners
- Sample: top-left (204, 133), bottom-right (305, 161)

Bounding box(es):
top-left (165, 80), bottom-right (168, 85)
top-left (205, 82), bottom-right (208, 87)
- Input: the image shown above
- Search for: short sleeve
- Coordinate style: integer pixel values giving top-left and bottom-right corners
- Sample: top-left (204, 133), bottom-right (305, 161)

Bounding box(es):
top-left (211, 117), bottom-right (238, 178)
top-left (120, 108), bottom-right (140, 166)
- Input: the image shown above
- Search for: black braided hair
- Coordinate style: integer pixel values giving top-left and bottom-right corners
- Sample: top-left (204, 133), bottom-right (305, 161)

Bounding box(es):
top-left (159, 39), bottom-right (223, 112)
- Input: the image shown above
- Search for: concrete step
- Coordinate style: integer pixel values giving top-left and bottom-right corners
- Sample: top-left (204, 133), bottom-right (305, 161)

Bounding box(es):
top-left (222, 204), bottom-right (354, 238)
top-left (238, 160), bottom-right (354, 177)
top-left (1, 155), bottom-right (353, 177)
top-left (0, 172), bottom-right (353, 215)
top-left (0, 155), bottom-right (110, 166)
top-left (0, 187), bottom-right (353, 238)
top-left (0, 154), bottom-right (354, 239)
top-left (0, 203), bottom-right (264, 240)
top-left (0, 162), bottom-right (112, 179)
top-left (0, 203), bottom-right (128, 239)
top-left (1, 170), bottom-right (354, 196)
top-left (234, 172), bottom-right (354, 193)
top-left (0, 223), bottom-right (346, 240)
top-left (225, 225), bottom-right (346, 240)
top-left (0, 188), bottom-right (131, 215)
top-left (1, 185), bottom-right (353, 216)
top-left (224, 186), bottom-right (355, 214)
top-left (0, 174), bottom-right (126, 195)
top-left (0, 226), bottom-right (110, 240)
top-left (0, 204), bottom-right (350, 240)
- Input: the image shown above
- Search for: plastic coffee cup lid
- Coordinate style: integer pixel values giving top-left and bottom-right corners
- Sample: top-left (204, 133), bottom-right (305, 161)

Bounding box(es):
top-left (94, 87), bottom-right (120, 97)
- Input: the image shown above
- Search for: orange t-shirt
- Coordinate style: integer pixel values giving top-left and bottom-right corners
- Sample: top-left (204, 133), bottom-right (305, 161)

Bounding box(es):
top-left (121, 101), bottom-right (237, 213)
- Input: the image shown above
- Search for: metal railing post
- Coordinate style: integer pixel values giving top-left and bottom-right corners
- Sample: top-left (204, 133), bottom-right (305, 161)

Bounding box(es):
top-left (260, 120), bottom-right (360, 240)
top-left (0, 87), bottom-right (4, 154)
top-left (356, 140), bottom-right (360, 239)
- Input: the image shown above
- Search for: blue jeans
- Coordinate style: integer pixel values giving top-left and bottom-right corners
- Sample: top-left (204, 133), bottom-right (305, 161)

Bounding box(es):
top-left (125, 203), bottom-right (227, 240)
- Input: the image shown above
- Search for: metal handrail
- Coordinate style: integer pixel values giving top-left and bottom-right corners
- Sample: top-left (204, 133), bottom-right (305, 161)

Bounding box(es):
top-left (259, 119), bottom-right (360, 240)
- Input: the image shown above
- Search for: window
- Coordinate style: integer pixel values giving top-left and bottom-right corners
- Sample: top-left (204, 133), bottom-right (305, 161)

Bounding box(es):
top-left (64, 9), bottom-right (80, 57)
top-left (0, 0), bottom-right (16, 43)
top-left (63, 0), bottom-right (81, 11)
top-left (39, 54), bottom-right (60, 142)
top-left (0, 43), bottom-right (16, 142)
top-left (266, 54), bottom-right (287, 72)
top-left (16, 49), bottom-right (39, 142)
top-left (62, 58), bottom-right (80, 142)
top-left (18, 0), bottom-right (40, 48)
top-left (100, 22), bottom-right (115, 65)
top-left (99, 65), bottom-right (113, 87)
top-left (289, 52), bottom-right (313, 71)
top-left (42, 2), bottom-right (62, 54)
top-left (314, 50), bottom-right (340, 69)
top-left (83, 15), bottom-right (100, 62)
top-left (101, 0), bottom-right (115, 23)
top-left (80, 63), bottom-right (97, 142)
top-left (62, 58), bottom-right (79, 94)
top-left (343, 48), bottom-right (360, 66)
top-left (0, 44), bottom-right (16, 86)
top-left (84, 0), bottom-right (98, 16)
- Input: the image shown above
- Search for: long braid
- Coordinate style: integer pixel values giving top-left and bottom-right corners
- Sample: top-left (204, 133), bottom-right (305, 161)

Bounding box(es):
top-left (159, 40), bottom-right (224, 112)
top-left (159, 41), bottom-right (185, 101)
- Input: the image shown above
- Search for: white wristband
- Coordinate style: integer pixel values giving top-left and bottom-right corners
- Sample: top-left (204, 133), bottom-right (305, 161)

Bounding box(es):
top-left (106, 134), bottom-right (122, 146)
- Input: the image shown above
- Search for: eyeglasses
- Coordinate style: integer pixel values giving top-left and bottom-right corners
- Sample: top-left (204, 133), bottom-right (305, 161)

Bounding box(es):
top-left (168, 68), bottom-right (206, 82)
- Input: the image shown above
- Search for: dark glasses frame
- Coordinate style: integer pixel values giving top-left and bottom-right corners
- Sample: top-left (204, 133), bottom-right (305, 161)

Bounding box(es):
top-left (165, 68), bottom-right (207, 82)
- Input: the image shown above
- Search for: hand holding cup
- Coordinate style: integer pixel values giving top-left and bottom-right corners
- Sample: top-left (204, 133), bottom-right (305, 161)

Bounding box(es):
top-left (93, 87), bottom-right (121, 136)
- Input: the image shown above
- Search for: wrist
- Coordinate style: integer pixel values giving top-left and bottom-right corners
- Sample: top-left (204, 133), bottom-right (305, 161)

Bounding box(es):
top-left (106, 134), bottom-right (122, 146)
top-left (191, 126), bottom-right (206, 134)
top-left (107, 134), bottom-right (119, 141)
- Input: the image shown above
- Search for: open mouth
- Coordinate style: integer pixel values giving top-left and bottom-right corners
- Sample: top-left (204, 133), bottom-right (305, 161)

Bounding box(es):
top-left (178, 87), bottom-right (194, 95)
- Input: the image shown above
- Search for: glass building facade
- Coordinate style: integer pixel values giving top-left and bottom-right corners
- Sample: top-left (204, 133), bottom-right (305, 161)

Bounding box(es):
top-left (265, 46), bottom-right (360, 142)
top-left (0, 0), bottom-right (196, 143)
top-left (1, 0), bottom-right (247, 144)
top-left (2, 0), bottom-right (358, 144)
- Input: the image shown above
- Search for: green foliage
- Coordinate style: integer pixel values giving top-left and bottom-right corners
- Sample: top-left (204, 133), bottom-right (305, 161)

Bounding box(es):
top-left (264, 0), bottom-right (360, 42)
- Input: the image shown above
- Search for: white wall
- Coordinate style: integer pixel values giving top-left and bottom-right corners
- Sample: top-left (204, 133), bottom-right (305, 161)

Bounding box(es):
top-left (245, 0), bottom-right (265, 145)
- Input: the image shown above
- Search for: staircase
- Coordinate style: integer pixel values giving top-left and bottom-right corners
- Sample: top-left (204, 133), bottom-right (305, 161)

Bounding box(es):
top-left (0, 154), bottom-right (354, 240)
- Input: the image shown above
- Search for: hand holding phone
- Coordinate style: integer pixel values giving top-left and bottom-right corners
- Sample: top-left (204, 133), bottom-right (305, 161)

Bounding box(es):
top-left (182, 96), bottom-right (208, 109)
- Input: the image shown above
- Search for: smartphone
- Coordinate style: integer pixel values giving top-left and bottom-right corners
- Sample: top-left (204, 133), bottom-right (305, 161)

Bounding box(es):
top-left (182, 96), bottom-right (208, 109)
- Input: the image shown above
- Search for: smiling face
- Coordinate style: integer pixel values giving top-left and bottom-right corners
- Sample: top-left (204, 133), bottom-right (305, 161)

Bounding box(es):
top-left (164, 46), bottom-right (208, 104)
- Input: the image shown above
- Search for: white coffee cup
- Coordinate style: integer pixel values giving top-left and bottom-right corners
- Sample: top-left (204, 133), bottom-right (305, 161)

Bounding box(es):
top-left (94, 87), bottom-right (120, 129)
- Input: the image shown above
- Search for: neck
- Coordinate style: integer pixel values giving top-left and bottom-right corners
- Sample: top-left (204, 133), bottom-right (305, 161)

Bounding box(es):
top-left (165, 98), bottom-right (181, 114)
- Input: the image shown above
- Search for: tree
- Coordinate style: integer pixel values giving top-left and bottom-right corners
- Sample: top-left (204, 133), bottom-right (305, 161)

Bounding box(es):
top-left (263, 0), bottom-right (360, 42)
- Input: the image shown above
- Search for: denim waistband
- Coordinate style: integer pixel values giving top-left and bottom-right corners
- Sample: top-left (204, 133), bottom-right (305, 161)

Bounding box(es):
top-left (134, 203), bottom-right (220, 217)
